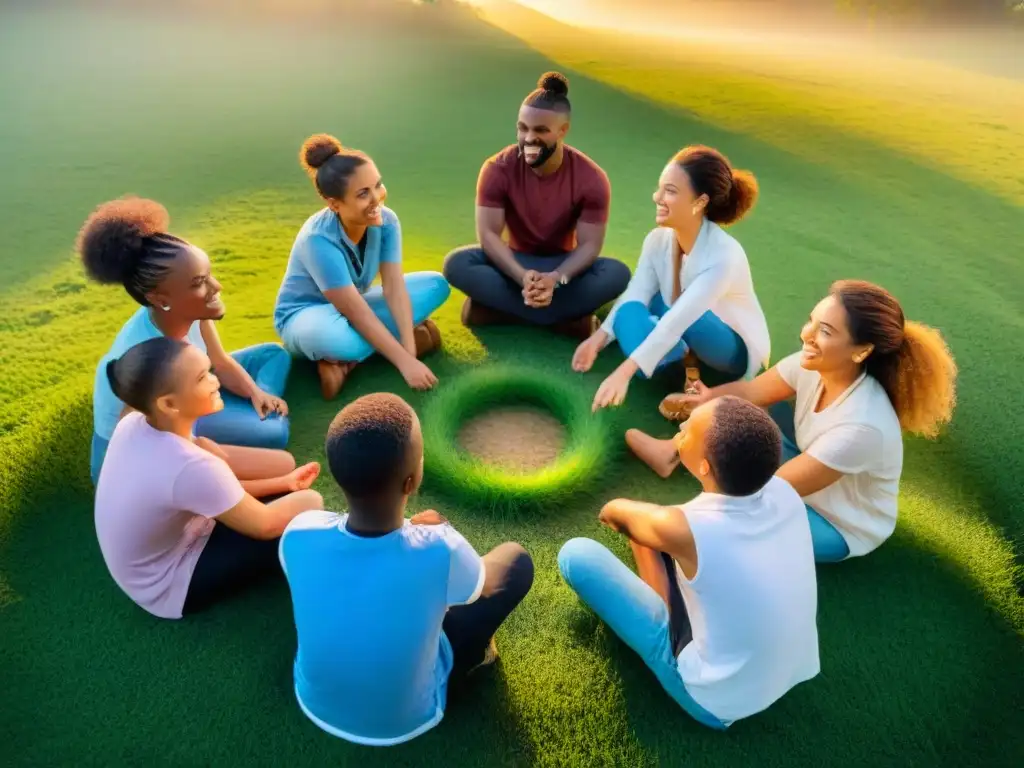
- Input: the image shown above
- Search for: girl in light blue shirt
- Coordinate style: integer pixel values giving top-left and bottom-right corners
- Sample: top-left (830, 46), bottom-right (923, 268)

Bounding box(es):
top-left (79, 197), bottom-right (293, 484)
top-left (274, 133), bottom-right (450, 400)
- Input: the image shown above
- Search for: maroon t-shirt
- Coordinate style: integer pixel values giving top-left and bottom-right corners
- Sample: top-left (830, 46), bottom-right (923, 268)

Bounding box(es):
top-left (476, 144), bottom-right (611, 256)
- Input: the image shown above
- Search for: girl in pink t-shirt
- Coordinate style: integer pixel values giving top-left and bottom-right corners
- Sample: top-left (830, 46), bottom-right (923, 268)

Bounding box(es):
top-left (95, 337), bottom-right (324, 619)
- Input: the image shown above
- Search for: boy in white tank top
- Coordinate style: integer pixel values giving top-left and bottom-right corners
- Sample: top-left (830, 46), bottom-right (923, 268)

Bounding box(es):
top-left (558, 396), bottom-right (820, 727)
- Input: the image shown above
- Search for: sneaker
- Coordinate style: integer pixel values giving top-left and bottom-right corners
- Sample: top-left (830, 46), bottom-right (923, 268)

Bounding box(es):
top-left (413, 319), bottom-right (442, 357)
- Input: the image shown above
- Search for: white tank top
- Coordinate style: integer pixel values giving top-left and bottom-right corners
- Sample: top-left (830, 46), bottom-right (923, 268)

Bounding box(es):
top-left (674, 476), bottom-right (820, 724)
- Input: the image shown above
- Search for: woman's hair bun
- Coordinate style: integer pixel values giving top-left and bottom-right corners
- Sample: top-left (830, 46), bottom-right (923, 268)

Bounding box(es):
top-left (538, 71), bottom-right (569, 96)
top-left (76, 196), bottom-right (170, 285)
top-left (300, 133), bottom-right (343, 173)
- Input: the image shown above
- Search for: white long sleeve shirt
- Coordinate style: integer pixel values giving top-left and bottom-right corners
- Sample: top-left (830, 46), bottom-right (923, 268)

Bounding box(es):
top-left (600, 221), bottom-right (771, 379)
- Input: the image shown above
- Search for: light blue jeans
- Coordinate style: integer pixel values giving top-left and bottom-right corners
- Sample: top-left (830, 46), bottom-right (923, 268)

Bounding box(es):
top-left (278, 271), bottom-right (450, 362)
top-left (557, 537), bottom-right (729, 730)
top-left (612, 295), bottom-right (747, 379)
top-left (768, 401), bottom-right (851, 563)
top-left (90, 342), bottom-right (292, 484)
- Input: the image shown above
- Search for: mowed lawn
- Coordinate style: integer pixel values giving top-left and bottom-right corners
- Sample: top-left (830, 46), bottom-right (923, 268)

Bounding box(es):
top-left (1, 3), bottom-right (1022, 767)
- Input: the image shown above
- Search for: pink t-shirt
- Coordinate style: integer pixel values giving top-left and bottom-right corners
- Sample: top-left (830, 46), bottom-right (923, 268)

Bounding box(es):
top-left (94, 412), bottom-right (245, 619)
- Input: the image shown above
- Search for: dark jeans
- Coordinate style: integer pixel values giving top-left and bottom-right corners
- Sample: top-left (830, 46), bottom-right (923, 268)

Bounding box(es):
top-left (442, 542), bottom-right (535, 676)
top-left (661, 552), bottom-right (693, 656)
top-left (443, 244), bottom-right (632, 325)
top-left (183, 523), bottom-right (281, 614)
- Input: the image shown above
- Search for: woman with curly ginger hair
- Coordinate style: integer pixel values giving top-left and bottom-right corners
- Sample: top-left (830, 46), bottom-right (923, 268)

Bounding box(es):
top-left (79, 197), bottom-right (293, 485)
top-left (273, 133), bottom-right (450, 401)
top-left (627, 279), bottom-right (958, 562)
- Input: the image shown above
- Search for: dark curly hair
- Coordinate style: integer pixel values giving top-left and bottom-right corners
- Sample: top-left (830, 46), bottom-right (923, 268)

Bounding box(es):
top-left (325, 393), bottom-right (420, 501)
top-left (76, 196), bottom-right (190, 306)
top-left (299, 133), bottom-right (370, 201)
top-left (523, 71), bottom-right (571, 114)
top-left (705, 396), bottom-right (782, 496)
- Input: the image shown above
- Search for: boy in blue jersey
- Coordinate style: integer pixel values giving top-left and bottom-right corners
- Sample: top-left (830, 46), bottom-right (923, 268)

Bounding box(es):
top-left (279, 393), bottom-right (534, 746)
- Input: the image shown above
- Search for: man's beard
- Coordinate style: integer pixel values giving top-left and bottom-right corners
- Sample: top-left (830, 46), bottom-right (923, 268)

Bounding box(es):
top-left (519, 140), bottom-right (557, 168)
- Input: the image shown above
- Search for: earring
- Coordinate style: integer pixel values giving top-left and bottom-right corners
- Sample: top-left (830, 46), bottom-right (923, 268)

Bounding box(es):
top-left (161, 305), bottom-right (171, 312)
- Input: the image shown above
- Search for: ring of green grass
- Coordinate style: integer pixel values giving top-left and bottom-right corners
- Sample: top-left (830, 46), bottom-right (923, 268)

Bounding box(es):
top-left (421, 365), bottom-right (612, 514)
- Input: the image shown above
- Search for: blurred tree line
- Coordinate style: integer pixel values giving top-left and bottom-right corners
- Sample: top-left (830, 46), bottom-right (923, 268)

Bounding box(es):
top-left (830, 0), bottom-right (1020, 20)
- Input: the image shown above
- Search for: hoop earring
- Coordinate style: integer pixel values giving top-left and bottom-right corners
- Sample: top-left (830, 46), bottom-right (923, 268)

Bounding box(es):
top-left (161, 305), bottom-right (171, 312)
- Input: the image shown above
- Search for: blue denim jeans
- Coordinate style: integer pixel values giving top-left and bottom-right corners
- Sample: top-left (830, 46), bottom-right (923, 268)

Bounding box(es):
top-left (557, 537), bottom-right (729, 730)
top-left (768, 401), bottom-right (851, 563)
top-left (611, 294), bottom-right (747, 379)
top-left (278, 271), bottom-right (450, 362)
top-left (90, 342), bottom-right (292, 484)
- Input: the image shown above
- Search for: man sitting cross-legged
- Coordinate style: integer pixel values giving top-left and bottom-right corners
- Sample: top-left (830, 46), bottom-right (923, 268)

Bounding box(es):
top-left (278, 393), bottom-right (534, 746)
top-left (557, 397), bottom-right (819, 729)
top-left (443, 71), bottom-right (631, 340)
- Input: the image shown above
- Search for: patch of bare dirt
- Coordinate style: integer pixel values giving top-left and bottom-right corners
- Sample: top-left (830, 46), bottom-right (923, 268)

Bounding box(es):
top-left (458, 406), bottom-right (566, 472)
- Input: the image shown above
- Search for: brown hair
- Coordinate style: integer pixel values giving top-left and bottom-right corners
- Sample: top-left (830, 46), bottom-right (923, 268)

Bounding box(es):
top-left (673, 145), bottom-right (758, 225)
top-left (831, 279), bottom-right (957, 438)
top-left (299, 133), bottom-right (370, 201)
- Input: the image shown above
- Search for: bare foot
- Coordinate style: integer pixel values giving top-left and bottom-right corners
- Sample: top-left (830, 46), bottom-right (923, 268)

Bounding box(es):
top-left (625, 429), bottom-right (680, 479)
top-left (317, 360), bottom-right (354, 401)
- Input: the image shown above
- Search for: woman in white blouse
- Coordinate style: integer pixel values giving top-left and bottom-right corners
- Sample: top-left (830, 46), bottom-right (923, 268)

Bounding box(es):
top-left (573, 145), bottom-right (770, 412)
top-left (628, 280), bottom-right (958, 562)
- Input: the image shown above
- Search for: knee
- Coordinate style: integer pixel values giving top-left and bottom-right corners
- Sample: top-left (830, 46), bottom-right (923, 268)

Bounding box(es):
top-left (265, 342), bottom-right (292, 367)
top-left (426, 271), bottom-right (453, 306)
top-left (257, 414), bottom-right (291, 450)
top-left (442, 245), bottom-right (481, 285)
top-left (497, 542), bottom-right (535, 597)
top-left (611, 301), bottom-right (649, 336)
top-left (557, 537), bottom-right (603, 583)
top-left (605, 259), bottom-right (633, 292)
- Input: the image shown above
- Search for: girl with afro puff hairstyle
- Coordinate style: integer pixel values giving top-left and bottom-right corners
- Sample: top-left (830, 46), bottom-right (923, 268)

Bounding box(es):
top-left (629, 279), bottom-right (958, 564)
top-left (273, 133), bottom-right (450, 401)
top-left (79, 197), bottom-right (293, 485)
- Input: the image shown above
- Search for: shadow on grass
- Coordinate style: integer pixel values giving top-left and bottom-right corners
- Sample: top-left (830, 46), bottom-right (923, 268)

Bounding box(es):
top-left (558, 539), bottom-right (1024, 768)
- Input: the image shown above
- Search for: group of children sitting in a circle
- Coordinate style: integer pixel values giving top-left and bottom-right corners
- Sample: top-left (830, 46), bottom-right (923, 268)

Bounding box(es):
top-left (82, 72), bottom-right (958, 743)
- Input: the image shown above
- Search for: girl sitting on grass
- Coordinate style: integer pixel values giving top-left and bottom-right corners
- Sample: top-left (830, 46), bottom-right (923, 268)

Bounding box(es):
top-left (95, 337), bottom-right (323, 620)
top-left (273, 133), bottom-right (450, 400)
top-left (79, 197), bottom-right (293, 484)
top-left (574, 146), bottom-right (770, 413)
top-left (626, 279), bottom-right (957, 562)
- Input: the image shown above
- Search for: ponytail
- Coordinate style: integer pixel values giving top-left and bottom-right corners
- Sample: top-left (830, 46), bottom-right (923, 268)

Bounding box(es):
top-left (832, 279), bottom-right (957, 438)
top-left (890, 320), bottom-right (957, 438)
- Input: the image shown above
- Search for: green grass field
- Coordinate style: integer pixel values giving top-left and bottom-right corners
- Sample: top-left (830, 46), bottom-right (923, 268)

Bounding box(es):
top-left (2, 2), bottom-right (1022, 766)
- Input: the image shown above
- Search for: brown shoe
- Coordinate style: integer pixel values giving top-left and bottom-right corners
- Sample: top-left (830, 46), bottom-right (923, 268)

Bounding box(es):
top-left (552, 314), bottom-right (598, 340)
top-left (461, 298), bottom-right (517, 327)
top-left (659, 364), bottom-right (703, 421)
top-left (414, 319), bottom-right (442, 357)
top-left (317, 360), bottom-right (353, 401)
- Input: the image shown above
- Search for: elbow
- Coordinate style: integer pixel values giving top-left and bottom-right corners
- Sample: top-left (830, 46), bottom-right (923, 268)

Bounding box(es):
top-left (256, 523), bottom-right (282, 541)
